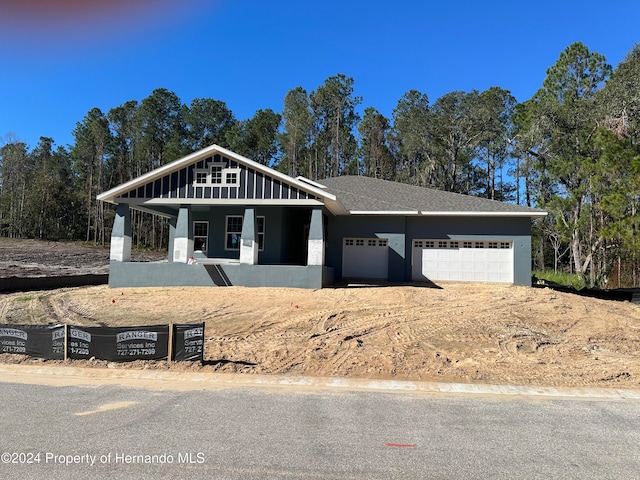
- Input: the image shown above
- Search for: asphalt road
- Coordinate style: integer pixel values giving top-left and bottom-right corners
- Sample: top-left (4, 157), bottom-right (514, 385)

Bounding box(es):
top-left (0, 381), bottom-right (639, 479)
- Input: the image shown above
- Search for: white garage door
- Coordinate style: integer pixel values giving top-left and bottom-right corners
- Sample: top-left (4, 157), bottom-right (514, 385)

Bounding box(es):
top-left (412, 239), bottom-right (513, 283)
top-left (342, 238), bottom-right (388, 279)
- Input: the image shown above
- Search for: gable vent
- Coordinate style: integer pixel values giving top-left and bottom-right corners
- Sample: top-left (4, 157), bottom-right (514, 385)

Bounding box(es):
top-left (296, 176), bottom-right (327, 189)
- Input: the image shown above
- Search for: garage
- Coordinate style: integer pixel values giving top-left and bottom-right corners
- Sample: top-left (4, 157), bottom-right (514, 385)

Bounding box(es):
top-left (342, 237), bottom-right (389, 279)
top-left (412, 239), bottom-right (513, 283)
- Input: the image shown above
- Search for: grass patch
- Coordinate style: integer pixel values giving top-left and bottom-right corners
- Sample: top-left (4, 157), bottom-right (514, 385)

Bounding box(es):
top-left (533, 270), bottom-right (587, 290)
top-left (17, 296), bottom-right (34, 302)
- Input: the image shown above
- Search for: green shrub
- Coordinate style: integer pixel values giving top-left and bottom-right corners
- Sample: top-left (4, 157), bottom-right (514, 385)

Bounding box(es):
top-left (532, 270), bottom-right (587, 290)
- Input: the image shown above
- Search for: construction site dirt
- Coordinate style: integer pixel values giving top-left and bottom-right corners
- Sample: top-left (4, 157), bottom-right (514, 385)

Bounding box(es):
top-left (1, 237), bottom-right (639, 390)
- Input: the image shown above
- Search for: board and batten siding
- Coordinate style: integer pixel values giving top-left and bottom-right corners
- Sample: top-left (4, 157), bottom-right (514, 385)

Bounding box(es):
top-left (119, 154), bottom-right (318, 202)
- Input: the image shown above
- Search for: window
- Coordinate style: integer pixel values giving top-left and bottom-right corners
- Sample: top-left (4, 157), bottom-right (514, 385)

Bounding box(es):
top-left (194, 170), bottom-right (208, 185)
top-left (346, 237), bottom-right (388, 247)
top-left (225, 216), bottom-right (242, 250)
top-left (194, 221), bottom-right (208, 252)
top-left (211, 165), bottom-right (223, 184)
top-left (257, 216), bottom-right (265, 250)
top-left (225, 170), bottom-right (239, 185)
top-left (416, 240), bottom-right (506, 249)
top-left (225, 215), bottom-right (265, 250)
top-left (192, 161), bottom-right (240, 186)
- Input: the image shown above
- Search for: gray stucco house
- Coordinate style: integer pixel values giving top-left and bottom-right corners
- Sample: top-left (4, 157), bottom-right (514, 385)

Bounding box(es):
top-left (97, 145), bottom-right (546, 289)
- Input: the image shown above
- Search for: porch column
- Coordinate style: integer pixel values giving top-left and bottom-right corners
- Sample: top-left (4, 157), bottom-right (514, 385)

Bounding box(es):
top-left (172, 206), bottom-right (193, 263)
top-left (167, 215), bottom-right (177, 262)
top-left (240, 208), bottom-right (258, 265)
top-left (110, 203), bottom-right (132, 262)
top-left (307, 207), bottom-right (324, 266)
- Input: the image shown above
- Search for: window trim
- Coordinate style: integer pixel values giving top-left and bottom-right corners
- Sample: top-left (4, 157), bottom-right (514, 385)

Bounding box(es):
top-left (223, 168), bottom-right (239, 186)
top-left (193, 169), bottom-right (209, 185)
top-left (225, 215), bottom-right (243, 251)
top-left (193, 221), bottom-right (209, 253)
top-left (256, 216), bottom-right (265, 250)
top-left (191, 162), bottom-right (241, 187)
top-left (225, 215), bottom-right (265, 251)
top-left (210, 163), bottom-right (224, 184)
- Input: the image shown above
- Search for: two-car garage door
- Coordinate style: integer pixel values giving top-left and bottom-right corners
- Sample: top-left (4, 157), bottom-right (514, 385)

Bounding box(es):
top-left (341, 237), bottom-right (514, 283)
top-left (412, 239), bottom-right (513, 283)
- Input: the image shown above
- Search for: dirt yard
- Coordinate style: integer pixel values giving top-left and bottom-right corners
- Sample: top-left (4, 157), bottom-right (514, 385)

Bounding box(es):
top-left (1, 238), bottom-right (640, 389)
top-left (0, 237), bottom-right (163, 277)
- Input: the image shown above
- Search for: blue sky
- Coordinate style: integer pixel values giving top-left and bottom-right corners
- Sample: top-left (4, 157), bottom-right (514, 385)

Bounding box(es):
top-left (1, 0), bottom-right (639, 150)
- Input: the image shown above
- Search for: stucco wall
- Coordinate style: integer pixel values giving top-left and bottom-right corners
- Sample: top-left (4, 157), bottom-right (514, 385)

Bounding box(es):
top-left (326, 215), bottom-right (533, 285)
top-left (108, 262), bottom-right (332, 289)
top-left (326, 216), bottom-right (406, 282)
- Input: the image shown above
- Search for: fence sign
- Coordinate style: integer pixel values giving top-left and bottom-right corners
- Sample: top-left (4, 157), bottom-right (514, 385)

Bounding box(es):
top-left (172, 323), bottom-right (205, 362)
top-left (0, 324), bottom-right (65, 360)
top-left (67, 325), bottom-right (169, 362)
top-left (0, 323), bottom-right (209, 363)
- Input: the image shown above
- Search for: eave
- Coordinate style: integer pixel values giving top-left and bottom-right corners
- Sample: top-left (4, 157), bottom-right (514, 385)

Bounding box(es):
top-left (97, 144), bottom-right (338, 206)
top-left (348, 210), bottom-right (547, 218)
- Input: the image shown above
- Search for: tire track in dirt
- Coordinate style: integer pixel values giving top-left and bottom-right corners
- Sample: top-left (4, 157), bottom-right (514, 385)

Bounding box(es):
top-left (37, 293), bottom-right (64, 323)
top-left (37, 291), bottom-right (103, 326)
top-left (494, 323), bottom-right (565, 357)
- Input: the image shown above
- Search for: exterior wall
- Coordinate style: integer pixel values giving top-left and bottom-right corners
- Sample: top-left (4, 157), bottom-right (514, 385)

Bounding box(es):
top-left (326, 215), bottom-right (533, 286)
top-left (326, 216), bottom-right (406, 282)
top-left (109, 205), bottom-right (533, 287)
top-left (108, 261), bottom-right (332, 289)
top-left (192, 206), bottom-right (242, 261)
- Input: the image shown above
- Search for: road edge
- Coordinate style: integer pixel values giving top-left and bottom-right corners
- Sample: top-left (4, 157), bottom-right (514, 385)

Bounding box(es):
top-left (0, 363), bottom-right (639, 399)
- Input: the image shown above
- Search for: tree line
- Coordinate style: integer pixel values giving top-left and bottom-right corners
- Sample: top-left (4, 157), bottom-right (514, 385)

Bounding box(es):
top-left (2, 42), bottom-right (640, 287)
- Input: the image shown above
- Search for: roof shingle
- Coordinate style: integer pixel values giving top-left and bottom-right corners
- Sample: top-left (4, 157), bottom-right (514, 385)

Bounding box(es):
top-left (317, 176), bottom-right (545, 215)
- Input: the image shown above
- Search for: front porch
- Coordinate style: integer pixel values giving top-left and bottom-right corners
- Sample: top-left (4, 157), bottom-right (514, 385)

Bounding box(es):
top-left (107, 203), bottom-right (331, 289)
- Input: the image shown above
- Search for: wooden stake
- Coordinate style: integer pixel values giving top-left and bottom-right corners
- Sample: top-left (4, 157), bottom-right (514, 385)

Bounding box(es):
top-left (63, 324), bottom-right (68, 362)
top-left (167, 322), bottom-right (173, 362)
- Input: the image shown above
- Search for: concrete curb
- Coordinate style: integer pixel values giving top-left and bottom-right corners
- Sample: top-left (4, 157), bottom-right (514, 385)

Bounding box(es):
top-left (1, 363), bottom-right (639, 399)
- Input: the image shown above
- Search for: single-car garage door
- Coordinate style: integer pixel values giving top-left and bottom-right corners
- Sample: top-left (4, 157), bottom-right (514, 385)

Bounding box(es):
top-left (412, 239), bottom-right (513, 283)
top-left (342, 238), bottom-right (388, 279)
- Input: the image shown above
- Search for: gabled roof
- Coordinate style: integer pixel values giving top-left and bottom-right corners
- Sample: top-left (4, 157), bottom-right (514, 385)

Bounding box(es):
top-left (97, 145), bottom-right (545, 218)
top-left (318, 176), bottom-right (546, 217)
top-left (97, 145), bottom-right (347, 215)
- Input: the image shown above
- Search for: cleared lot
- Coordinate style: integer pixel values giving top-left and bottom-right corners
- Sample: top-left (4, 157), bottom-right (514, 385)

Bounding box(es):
top-left (1, 278), bottom-right (640, 389)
